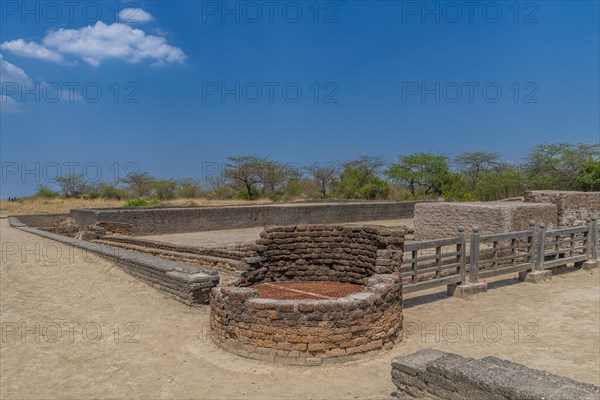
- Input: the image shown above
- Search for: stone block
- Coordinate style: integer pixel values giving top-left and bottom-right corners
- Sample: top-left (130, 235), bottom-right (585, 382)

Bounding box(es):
top-left (447, 282), bottom-right (488, 298)
top-left (518, 269), bottom-right (552, 283)
top-left (582, 260), bottom-right (598, 270)
top-left (524, 190), bottom-right (600, 227)
top-left (392, 350), bottom-right (600, 400)
top-left (414, 201), bottom-right (557, 240)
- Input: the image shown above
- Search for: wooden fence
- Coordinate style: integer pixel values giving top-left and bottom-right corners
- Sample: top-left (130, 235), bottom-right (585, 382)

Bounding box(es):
top-left (401, 218), bottom-right (598, 294)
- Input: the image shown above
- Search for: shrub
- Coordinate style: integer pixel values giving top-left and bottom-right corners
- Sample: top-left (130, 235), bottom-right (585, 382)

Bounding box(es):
top-left (98, 183), bottom-right (128, 200)
top-left (83, 183), bottom-right (128, 200)
top-left (177, 179), bottom-right (203, 198)
top-left (32, 185), bottom-right (61, 199)
top-left (577, 160), bottom-right (600, 191)
top-left (124, 198), bottom-right (159, 207)
top-left (150, 179), bottom-right (177, 200)
top-left (236, 188), bottom-right (260, 200)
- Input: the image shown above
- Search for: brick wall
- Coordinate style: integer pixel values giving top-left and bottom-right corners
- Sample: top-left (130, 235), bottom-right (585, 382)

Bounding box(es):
top-left (524, 190), bottom-right (600, 227)
top-left (210, 274), bottom-right (403, 365)
top-left (70, 201), bottom-right (418, 236)
top-left (210, 224), bottom-right (405, 364)
top-left (240, 224), bottom-right (406, 286)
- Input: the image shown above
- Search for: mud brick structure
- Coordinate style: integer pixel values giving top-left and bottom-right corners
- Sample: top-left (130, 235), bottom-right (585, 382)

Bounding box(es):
top-left (71, 201), bottom-right (417, 236)
top-left (92, 221), bottom-right (134, 236)
top-left (210, 224), bottom-right (405, 365)
top-left (413, 202), bottom-right (557, 240)
top-left (525, 190), bottom-right (600, 227)
top-left (392, 349), bottom-right (600, 400)
top-left (90, 235), bottom-right (253, 272)
top-left (14, 213), bottom-right (71, 229)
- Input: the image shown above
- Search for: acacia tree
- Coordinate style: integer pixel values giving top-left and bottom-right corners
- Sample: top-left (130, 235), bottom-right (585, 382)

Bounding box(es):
top-left (55, 174), bottom-right (88, 198)
top-left (304, 163), bottom-right (339, 197)
top-left (120, 172), bottom-right (154, 197)
top-left (384, 153), bottom-right (451, 196)
top-left (475, 163), bottom-right (524, 201)
top-left (523, 143), bottom-right (599, 190)
top-left (257, 159), bottom-right (289, 197)
top-left (223, 155), bottom-right (265, 199)
top-left (150, 179), bottom-right (177, 200)
top-left (332, 156), bottom-right (389, 199)
top-left (454, 151), bottom-right (501, 189)
top-left (206, 174), bottom-right (235, 199)
top-left (177, 178), bottom-right (203, 198)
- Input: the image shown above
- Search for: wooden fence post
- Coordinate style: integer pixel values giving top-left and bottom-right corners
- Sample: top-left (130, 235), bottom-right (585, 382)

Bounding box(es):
top-left (589, 218), bottom-right (598, 261)
top-left (535, 223), bottom-right (546, 271)
top-left (469, 226), bottom-right (480, 283)
top-left (457, 226), bottom-right (466, 283)
top-left (526, 220), bottom-right (536, 269)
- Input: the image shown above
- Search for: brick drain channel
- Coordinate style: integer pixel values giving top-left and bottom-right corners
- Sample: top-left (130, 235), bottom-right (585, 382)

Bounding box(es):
top-left (250, 281), bottom-right (364, 300)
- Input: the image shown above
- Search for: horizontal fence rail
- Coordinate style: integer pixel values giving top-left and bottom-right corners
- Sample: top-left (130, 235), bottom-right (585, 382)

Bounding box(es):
top-left (401, 229), bottom-right (466, 294)
top-left (541, 225), bottom-right (590, 270)
top-left (402, 218), bottom-right (598, 294)
top-left (473, 223), bottom-right (536, 281)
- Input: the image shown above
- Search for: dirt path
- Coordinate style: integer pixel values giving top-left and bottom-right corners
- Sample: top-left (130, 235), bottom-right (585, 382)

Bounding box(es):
top-left (1, 218), bottom-right (598, 399)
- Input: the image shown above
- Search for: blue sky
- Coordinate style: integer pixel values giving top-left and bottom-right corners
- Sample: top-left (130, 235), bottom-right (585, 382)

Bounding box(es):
top-left (1, 0), bottom-right (599, 197)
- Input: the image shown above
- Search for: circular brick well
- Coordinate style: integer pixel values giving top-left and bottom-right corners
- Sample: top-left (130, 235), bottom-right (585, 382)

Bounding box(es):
top-left (209, 224), bottom-right (405, 365)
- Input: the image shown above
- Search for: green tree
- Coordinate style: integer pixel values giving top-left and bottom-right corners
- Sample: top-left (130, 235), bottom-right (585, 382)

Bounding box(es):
top-left (257, 160), bottom-right (289, 198)
top-left (439, 172), bottom-right (475, 201)
top-left (384, 153), bottom-right (452, 197)
top-left (332, 156), bottom-right (389, 199)
top-left (304, 163), bottom-right (339, 198)
top-left (120, 172), bottom-right (154, 197)
top-left (54, 174), bottom-right (88, 198)
top-left (454, 151), bottom-right (501, 189)
top-left (206, 174), bottom-right (235, 199)
top-left (475, 164), bottom-right (524, 201)
top-left (223, 155), bottom-right (265, 199)
top-left (150, 179), bottom-right (177, 200)
top-left (577, 160), bottom-right (600, 191)
top-left (523, 143), bottom-right (599, 190)
top-left (177, 178), bottom-right (203, 198)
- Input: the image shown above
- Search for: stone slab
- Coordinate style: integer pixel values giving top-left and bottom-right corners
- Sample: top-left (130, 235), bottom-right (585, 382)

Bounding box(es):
top-left (447, 282), bottom-right (488, 298)
top-left (413, 201), bottom-right (557, 240)
top-left (392, 350), bottom-right (600, 400)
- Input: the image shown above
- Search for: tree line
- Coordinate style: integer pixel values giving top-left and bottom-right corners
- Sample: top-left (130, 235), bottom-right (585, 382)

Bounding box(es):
top-left (30, 142), bottom-right (599, 203)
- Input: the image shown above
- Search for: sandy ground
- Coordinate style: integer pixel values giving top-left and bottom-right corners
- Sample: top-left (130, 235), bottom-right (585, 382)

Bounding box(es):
top-left (1, 218), bottom-right (599, 400)
top-left (142, 219), bottom-right (414, 248)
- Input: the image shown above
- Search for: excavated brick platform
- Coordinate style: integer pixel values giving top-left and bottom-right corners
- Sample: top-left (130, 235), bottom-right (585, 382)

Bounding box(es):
top-left (210, 224), bottom-right (406, 365)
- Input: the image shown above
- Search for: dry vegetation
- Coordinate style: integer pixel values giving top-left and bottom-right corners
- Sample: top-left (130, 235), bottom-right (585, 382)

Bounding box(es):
top-left (0, 198), bottom-right (273, 215)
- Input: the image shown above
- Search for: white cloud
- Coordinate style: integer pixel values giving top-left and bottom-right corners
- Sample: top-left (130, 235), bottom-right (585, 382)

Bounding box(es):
top-left (0, 39), bottom-right (65, 64)
top-left (0, 54), bottom-right (32, 85)
top-left (1, 21), bottom-right (185, 67)
top-left (1, 55), bottom-right (27, 112)
top-left (118, 8), bottom-right (154, 23)
top-left (0, 95), bottom-right (21, 113)
top-left (0, 54), bottom-right (82, 108)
